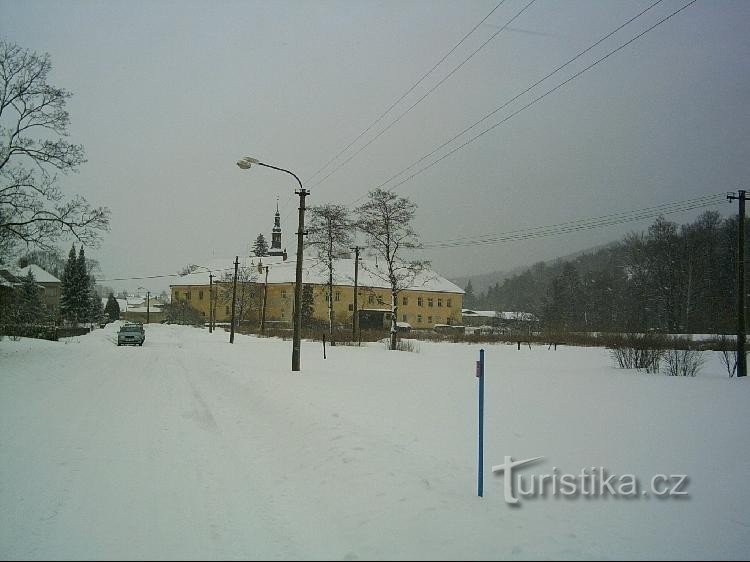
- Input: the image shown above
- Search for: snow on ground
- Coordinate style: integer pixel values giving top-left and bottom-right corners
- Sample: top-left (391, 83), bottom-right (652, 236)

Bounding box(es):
top-left (1, 324), bottom-right (748, 560)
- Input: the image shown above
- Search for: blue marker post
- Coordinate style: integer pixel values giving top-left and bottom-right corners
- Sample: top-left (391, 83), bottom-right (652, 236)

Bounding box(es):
top-left (476, 348), bottom-right (485, 497)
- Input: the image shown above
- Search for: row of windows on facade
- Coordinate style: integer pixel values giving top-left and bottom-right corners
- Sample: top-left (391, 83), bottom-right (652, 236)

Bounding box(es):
top-left (175, 290), bottom-right (451, 309)
top-left (198, 309), bottom-right (448, 325)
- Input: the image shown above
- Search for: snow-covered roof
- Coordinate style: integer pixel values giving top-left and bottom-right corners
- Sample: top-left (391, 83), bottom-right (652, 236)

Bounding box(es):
top-left (0, 269), bottom-right (20, 288)
top-left (462, 309), bottom-right (498, 318)
top-left (126, 304), bottom-right (164, 313)
top-left (172, 257), bottom-right (465, 294)
top-left (15, 264), bottom-right (60, 284)
top-left (462, 309), bottom-right (538, 321)
top-left (101, 297), bottom-right (130, 311)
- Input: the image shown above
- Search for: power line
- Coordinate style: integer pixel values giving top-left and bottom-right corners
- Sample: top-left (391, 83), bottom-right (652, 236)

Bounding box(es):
top-left (311, 0), bottom-right (537, 190)
top-left (94, 267), bottom-right (237, 283)
top-left (94, 258), bottom-right (302, 284)
top-left (98, 193), bottom-right (722, 283)
top-left (423, 196), bottom-right (723, 248)
top-left (366, 0), bottom-right (665, 198)
top-left (419, 193), bottom-right (724, 249)
top-left (424, 192), bottom-right (720, 245)
top-left (305, 0), bottom-right (509, 186)
top-left (384, 0), bottom-right (698, 194)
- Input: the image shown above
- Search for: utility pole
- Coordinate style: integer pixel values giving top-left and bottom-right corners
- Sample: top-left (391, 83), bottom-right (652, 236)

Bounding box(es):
top-left (728, 190), bottom-right (748, 377)
top-left (260, 265), bottom-right (269, 333)
top-left (211, 279), bottom-right (217, 333)
top-left (147, 291), bottom-right (150, 324)
top-left (230, 256), bottom-right (239, 344)
top-left (292, 188), bottom-right (310, 371)
top-left (209, 273), bottom-right (214, 333)
top-left (351, 246), bottom-right (361, 341)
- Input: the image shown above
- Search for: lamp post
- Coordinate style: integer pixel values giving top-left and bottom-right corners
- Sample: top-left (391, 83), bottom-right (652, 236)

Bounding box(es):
top-left (238, 156), bottom-right (309, 371)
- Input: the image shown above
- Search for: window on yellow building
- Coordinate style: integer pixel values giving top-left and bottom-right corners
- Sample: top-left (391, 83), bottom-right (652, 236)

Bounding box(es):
top-left (281, 290), bottom-right (287, 299)
top-left (417, 314), bottom-right (422, 323)
top-left (428, 316), bottom-right (433, 323)
top-left (428, 298), bottom-right (433, 307)
top-left (402, 314), bottom-right (407, 322)
top-left (185, 291), bottom-right (191, 300)
top-left (368, 294), bottom-right (374, 305)
top-left (199, 291), bottom-right (204, 300)
top-left (402, 296), bottom-right (408, 306)
top-left (437, 298), bottom-right (442, 307)
top-left (335, 292), bottom-right (341, 302)
top-left (225, 305), bottom-right (229, 315)
top-left (418, 297), bottom-right (423, 307)
top-left (447, 298), bottom-right (452, 308)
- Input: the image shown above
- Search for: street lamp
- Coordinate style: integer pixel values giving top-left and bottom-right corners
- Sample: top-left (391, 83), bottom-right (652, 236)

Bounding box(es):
top-left (237, 156), bottom-right (309, 372)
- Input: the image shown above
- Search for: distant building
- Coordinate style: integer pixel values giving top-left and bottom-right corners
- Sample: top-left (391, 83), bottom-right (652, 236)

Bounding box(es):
top-left (15, 265), bottom-right (62, 316)
top-left (0, 269), bottom-right (22, 319)
top-left (171, 255), bottom-right (464, 330)
top-left (170, 208), bottom-right (463, 329)
top-left (462, 309), bottom-right (538, 333)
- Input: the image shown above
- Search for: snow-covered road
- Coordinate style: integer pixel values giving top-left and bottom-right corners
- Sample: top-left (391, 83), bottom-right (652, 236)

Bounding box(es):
top-left (1, 324), bottom-right (749, 560)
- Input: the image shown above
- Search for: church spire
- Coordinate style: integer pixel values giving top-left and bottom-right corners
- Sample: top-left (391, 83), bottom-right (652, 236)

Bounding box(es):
top-left (269, 197), bottom-right (284, 257)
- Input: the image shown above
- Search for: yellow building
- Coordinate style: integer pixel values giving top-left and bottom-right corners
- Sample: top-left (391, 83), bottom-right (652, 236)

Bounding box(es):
top-left (170, 256), bottom-right (464, 330)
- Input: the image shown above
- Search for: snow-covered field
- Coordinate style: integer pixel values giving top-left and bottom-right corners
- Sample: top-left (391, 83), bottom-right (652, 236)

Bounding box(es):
top-left (1, 323), bottom-right (748, 560)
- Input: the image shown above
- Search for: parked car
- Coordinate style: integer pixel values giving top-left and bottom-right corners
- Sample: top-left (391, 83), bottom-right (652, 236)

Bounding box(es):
top-left (117, 323), bottom-right (145, 346)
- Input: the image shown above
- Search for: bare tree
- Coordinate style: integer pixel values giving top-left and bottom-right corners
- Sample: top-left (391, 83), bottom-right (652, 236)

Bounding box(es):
top-left (218, 264), bottom-right (259, 328)
top-left (307, 203), bottom-right (352, 345)
top-left (356, 189), bottom-right (425, 351)
top-left (0, 41), bottom-right (109, 256)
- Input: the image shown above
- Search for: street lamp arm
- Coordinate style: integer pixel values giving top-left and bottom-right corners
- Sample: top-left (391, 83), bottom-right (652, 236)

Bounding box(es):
top-left (256, 162), bottom-right (303, 191)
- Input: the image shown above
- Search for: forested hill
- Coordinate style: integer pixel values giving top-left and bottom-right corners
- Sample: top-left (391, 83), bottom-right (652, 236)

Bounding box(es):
top-left (451, 243), bottom-right (617, 295)
top-left (461, 211), bottom-right (738, 334)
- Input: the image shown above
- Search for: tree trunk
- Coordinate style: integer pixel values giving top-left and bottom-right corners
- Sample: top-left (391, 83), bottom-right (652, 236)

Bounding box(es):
top-left (328, 260), bottom-right (335, 346)
top-left (390, 290), bottom-right (398, 350)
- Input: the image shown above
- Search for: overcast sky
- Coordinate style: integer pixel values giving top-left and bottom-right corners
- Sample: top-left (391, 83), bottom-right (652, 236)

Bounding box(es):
top-left (2, 0), bottom-right (748, 293)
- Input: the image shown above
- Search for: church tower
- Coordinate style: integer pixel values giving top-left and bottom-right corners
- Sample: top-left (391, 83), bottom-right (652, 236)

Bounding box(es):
top-left (269, 198), bottom-right (286, 258)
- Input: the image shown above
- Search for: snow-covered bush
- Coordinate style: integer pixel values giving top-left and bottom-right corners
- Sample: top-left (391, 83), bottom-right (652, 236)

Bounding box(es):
top-left (663, 345), bottom-right (705, 377)
top-left (607, 332), bottom-right (666, 373)
top-left (715, 334), bottom-right (738, 378)
top-left (384, 338), bottom-right (420, 353)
